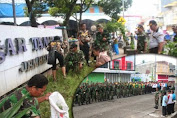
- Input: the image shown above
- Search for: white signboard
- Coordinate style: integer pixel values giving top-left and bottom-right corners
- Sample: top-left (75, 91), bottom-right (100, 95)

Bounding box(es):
top-left (0, 25), bottom-right (62, 96)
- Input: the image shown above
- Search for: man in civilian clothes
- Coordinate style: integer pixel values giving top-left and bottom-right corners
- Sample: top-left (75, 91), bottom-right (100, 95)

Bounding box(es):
top-left (171, 90), bottom-right (176, 113)
top-left (162, 91), bottom-right (167, 117)
top-left (148, 20), bottom-right (164, 54)
top-left (167, 90), bottom-right (173, 115)
top-left (93, 46), bottom-right (111, 68)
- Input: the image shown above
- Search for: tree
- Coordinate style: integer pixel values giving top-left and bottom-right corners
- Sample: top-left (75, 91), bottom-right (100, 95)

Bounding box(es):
top-left (25, 0), bottom-right (46, 27)
top-left (47, 0), bottom-right (79, 26)
top-left (103, 19), bottom-right (127, 43)
top-left (98, 0), bottom-right (132, 19)
top-left (77, 0), bottom-right (93, 30)
top-left (163, 42), bottom-right (177, 57)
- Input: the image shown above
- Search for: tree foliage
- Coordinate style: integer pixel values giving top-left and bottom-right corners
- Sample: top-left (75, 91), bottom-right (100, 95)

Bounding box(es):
top-left (25, 0), bottom-right (47, 27)
top-left (98, 0), bottom-right (132, 19)
top-left (103, 19), bottom-right (127, 42)
top-left (163, 41), bottom-right (177, 57)
top-left (77, 0), bottom-right (93, 25)
top-left (47, 0), bottom-right (79, 26)
top-left (24, 1), bottom-right (46, 17)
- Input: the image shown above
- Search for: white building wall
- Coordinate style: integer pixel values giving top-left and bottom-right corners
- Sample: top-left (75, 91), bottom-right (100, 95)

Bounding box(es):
top-left (0, 25), bottom-right (62, 96)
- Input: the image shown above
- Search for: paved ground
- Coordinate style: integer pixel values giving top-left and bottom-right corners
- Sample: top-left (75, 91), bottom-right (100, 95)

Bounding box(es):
top-left (73, 93), bottom-right (177, 118)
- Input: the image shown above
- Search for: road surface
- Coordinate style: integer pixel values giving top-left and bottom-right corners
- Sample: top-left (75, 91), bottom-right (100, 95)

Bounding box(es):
top-left (73, 93), bottom-right (175, 118)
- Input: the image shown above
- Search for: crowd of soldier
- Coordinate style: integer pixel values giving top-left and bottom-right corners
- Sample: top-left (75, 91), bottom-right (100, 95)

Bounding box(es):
top-left (74, 82), bottom-right (153, 106)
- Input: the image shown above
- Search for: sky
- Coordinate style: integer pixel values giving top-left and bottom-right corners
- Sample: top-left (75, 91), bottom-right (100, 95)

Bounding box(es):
top-left (135, 54), bottom-right (177, 65)
top-left (125, 0), bottom-right (159, 17)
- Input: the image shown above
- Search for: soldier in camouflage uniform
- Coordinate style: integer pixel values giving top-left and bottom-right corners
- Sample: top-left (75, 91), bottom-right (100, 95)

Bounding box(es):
top-left (75, 87), bottom-right (82, 105)
top-left (85, 85), bottom-right (91, 104)
top-left (106, 84), bottom-right (110, 100)
top-left (127, 83), bottom-right (130, 97)
top-left (110, 84), bottom-right (114, 100)
top-left (154, 88), bottom-right (159, 109)
top-left (102, 84), bottom-right (107, 101)
top-left (65, 43), bottom-right (85, 73)
top-left (136, 24), bottom-right (148, 54)
top-left (0, 74), bottom-right (50, 118)
top-left (93, 24), bottom-right (111, 52)
top-left (116, 83), bottom-right (121, 98)
top-left (122, 84), bottom-right (126, 98)
top-left (95, 84), bottom-right (99, 102)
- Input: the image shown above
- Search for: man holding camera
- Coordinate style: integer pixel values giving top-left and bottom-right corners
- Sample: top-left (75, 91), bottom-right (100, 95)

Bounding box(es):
top-left (148, 20), bottom-right (164, 54)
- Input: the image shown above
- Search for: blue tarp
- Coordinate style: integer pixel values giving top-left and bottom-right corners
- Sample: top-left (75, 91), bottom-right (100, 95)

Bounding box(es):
top-left (0, 3), bottom-right (26, 17)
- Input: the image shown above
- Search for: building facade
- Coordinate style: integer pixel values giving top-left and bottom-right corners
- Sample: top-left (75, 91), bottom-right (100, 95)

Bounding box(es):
top-left (136, 61), bottom-right (176, 82)
top-left (84, 56), bottom-right (135, 83)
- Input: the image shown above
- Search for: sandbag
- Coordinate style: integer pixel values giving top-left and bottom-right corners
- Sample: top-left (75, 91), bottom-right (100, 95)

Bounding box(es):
top-left (49, 92), bottom-right (69, 118)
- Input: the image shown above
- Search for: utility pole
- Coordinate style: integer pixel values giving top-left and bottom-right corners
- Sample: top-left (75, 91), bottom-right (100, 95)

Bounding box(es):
top-left (122, 0), bottom-right (125, 18)
top-left (155, 55), bottom-right (157, 81)
top-left (12, 0), bottom-right (17, 26)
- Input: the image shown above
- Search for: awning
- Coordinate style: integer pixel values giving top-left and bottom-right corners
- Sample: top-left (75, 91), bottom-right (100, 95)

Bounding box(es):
top-left (93, 68), bottom-right (136, 74)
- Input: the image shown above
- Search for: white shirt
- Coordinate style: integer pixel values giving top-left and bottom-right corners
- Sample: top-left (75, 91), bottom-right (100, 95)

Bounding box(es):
top-left (148, 28), bottom-right (164, 49)
top-left (167, 94), bottom-right (173, 104)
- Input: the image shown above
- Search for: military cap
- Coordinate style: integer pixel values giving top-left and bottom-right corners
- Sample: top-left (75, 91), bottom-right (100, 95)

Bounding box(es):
top-left (70, 43), bottom-right (77, 49)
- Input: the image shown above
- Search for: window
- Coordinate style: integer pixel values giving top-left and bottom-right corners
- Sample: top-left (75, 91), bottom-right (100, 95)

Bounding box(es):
top-left (89, 7), bottom-right (95, 13)
top-left (114, 61), bottom-right (119, 69)
top-left (127, 62), bottom-right (132, 70)
top-left (100, 63), bottom-right (108, 68)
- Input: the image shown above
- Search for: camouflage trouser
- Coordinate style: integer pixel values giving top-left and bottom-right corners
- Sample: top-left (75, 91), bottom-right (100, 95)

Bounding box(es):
top-left (137, 88), bottom-right (140, 95)
top-left (106, 91), bottom-right (110, 100)
top-left (117, 89), bottom-right (120, 98)
top-left (127, 89), bottom-right (130, 97)
top-left (142, 88), bottom-right (145, 94)
top-left (99, 92), bottom-right (103, 101)
top-left (155, 98), bottom-right (159, 109)
top-left (103, 91), bottom-right (106, 100)
top-left (85, 93), bottom-right (91, 104)
top-left (92, 92), bottom-right (96, 102)
top-left (130, 89), bottom-right (133, 96)
top-left (77, 94), bottom-right (81, 105)
top-left (120, 89), bottom-right (123, 97)
top-left (133, 88), bottom-right (136, 95)
top-left (96, 92), bottom-right (99, 102)
top-left (123, 90), bottom-right (126, 97)
top-left (111, 91), bottom-right (114, 99)
top-left (81, 93), bottom-right (86, 104)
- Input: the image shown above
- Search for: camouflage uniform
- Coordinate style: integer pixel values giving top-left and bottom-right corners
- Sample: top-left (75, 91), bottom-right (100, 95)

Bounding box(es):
top-left (93, 30), bottom-right (110, 51)
top-left (137, 32), bottom-right (148, 53)
top-left (0, 87), bottom-right (40, 117)
top-left (116, 84), bottom-right (121, 98)
top-left (75, 87), bottom-right (82, 105)
top-left (65, 50), bottom-right (85, 72)
top-left (155, 90), bottom-right (159, 109)
top-left (110, 84), bottom-right (114, 100)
